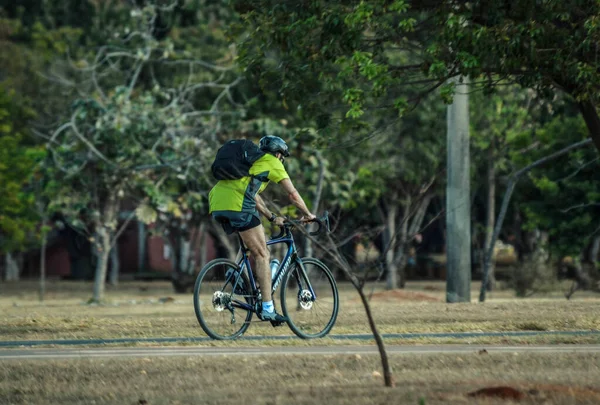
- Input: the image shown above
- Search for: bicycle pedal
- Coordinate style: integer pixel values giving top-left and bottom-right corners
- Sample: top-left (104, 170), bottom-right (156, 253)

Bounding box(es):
top-left (269, 320), bottom-right (285, 327)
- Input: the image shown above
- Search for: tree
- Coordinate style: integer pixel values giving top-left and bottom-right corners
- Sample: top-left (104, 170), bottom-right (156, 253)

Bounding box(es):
top-left (514, 115), bottom-right (600, 295)
top-left (470, 84), bottom-right (550, 290)
top-left (478, 132), bottom-right (594, 301)
top-left (44, 1), bottom-right (244, 302)
top-left (425, 0), bottom-right (600, 153)
top-left (231, 0), bottom-right (600, 154)
top-left (343, 101), bottom-right (445, 290)
top-left (0, 87), bottom-right (45, 280)
top-left (0, 3), bottom-right (92, 131)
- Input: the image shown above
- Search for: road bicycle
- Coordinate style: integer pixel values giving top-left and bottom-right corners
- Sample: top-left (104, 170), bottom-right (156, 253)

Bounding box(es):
top-left (193, 213), bottom-right (339, 340)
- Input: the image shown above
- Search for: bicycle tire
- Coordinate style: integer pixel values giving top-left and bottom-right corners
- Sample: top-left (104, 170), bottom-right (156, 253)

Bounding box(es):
top-left (280, 257), bottom-right (339, 339)
top-left (193, 259), bottom-right (254, 340)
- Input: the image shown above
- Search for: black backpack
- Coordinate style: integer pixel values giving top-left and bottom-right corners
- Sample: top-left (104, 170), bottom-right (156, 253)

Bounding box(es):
top-left (211, 139), bottom-right (266, 180)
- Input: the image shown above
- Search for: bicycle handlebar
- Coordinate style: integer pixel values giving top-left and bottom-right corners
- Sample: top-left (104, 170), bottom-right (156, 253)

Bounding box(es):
top-left (271, 211), bottom-right (330, 239)
top-left (310, 211), bottom-right (331, 236)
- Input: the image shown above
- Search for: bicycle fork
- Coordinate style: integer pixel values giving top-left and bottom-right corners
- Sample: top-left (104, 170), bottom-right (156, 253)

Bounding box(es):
top-left (291, 259), bottom-right (317, 310)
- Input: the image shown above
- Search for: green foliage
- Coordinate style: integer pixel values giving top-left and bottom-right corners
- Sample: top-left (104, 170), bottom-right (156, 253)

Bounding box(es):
top-left (423, 0), bottom-right (600, 150)
top-left (515, 115), bottom-right (600, 256)
top-left (0, 8), bottom-right (88, 127)
top-left (469, 84), bottom-right (553, 196)
top-left (231, 0), bottom-right (600, 154)
top-left (36, 1), bottom-right (245, 239)
top-left (531, 176), bottom-right (560, 196)
top-left (233, 0), bottom-right (422, 131)
top-left (5, 0), bottom-right (600, 269)
top-left (0, 87), bottom-right (45, 252)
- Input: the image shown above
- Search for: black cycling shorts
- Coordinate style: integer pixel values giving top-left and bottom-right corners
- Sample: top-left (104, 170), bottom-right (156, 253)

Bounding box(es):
top-left (213, 212), bottom-right (261, 235)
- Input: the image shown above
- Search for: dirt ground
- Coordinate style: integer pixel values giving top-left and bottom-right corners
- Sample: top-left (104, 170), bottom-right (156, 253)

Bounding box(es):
top-left (366, 289), bottom-right (442, 302)
top-left (2, 351), bottom-right (600, 404)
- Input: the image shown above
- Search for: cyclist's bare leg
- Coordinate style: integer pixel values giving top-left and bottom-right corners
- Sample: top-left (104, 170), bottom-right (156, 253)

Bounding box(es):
top-left (239, 224), bottom-right (272, 301)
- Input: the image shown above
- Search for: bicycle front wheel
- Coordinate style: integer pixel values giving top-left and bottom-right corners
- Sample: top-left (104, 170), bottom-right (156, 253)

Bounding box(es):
top-left (193, 259), bottom-right (254, 340)
top-left (280, 258), bottom-right (339, 339)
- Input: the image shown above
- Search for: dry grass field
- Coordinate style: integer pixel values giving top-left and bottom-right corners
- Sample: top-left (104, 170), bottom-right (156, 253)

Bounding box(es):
top-left (1, 279), bottom-right (599, 345)
top-left (2, 279), bottom-right (600, 404)
top-left (2, 352), bottom-right (600, 404)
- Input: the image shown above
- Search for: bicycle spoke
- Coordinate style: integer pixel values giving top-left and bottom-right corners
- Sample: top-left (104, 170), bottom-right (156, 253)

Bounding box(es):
top-left (281, 258), bottom-right (339, 339)
top-left (193, 259), bottom-right (254, 340)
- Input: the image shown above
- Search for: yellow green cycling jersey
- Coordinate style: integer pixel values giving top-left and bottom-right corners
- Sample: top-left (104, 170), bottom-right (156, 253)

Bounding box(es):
top-left (209, 153), bottom-right (289, 215)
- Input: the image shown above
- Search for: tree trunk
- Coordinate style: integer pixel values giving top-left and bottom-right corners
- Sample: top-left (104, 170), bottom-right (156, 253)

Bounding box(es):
top-left (211, 222), bottom-right (237, 261)
top-left (109, 240), bottom-right (120, 286)
top-left (589, 236), bottom-right (600, 266)
top-left (93, 227), bottom-right (111, 302)
top-left (357, 286), bottom-right (394, 387)
top-left (186, 223), bottom-right (201, 274)
top-left (171, 224), bottom-right (198, 294)
top-left (92, 194), bottom-right (118, 303)
top-left (578, 100), bottom-right (600, 153)
top-left (198, 222), bottom-right (208, 273)
top-left (40, 221), bottom-right (47, 302)
top-left (565, 255), bottom-right (592, 299)
top-left (384, 201), bottom-right (398, 290)
top-left (396, 193), bottom-right (434, 285)
top-left (180, 236), bottom-right (191, 273)
top-left (164, 235), bottom-right (178, 273)
top-left (393, 196), bottom-right (410, 288)
top-left (484, 146), bottom-right (496, 291)
top-left (304, 150), bottom-right (325, 258)
top-left (446, 76), bottom-right (472, 303)
top-left (311, 231), bottom-right (393, 387)
top-left (137, 221), bottom-right (146, 274)
top-left (5, 252), bottom-right (20, 281)
top-left (407, 193), bottom-right (433, 238)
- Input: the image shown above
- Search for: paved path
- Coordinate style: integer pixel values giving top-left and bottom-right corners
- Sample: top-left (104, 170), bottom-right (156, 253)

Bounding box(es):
top-left (2, 345), bottom-right (600, 360)
top-left (1, 330), bottom-right (599, 348)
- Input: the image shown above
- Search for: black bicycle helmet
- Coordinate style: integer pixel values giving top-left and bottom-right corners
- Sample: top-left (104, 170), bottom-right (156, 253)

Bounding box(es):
top-left (259, 135), bottom-right (290, 157)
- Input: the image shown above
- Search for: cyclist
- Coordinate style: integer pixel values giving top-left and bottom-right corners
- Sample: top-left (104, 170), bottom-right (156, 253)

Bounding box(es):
top-left (208, 135), bottom-right (316, 322)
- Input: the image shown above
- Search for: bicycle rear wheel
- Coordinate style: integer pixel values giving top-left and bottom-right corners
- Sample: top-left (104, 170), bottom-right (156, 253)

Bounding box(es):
top-left (280, 258), bottom-right (339, 339)
top-left (193, 259), bottom-right (254, 340)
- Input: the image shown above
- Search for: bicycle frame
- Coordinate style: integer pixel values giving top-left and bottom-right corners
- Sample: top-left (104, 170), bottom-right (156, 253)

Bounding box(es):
top-left (227, 228), bottom-right (317, 313)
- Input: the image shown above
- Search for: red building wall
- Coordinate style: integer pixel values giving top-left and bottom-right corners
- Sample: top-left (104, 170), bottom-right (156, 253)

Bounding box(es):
top-left (22, 221), bottom-right (217, 278)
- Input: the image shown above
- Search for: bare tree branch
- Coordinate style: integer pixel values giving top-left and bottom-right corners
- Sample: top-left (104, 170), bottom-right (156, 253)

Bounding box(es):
top-left (69, 117), bottom-right (116, 167)
top-left (561, 202), bottom-right (600, 213)
top-left (127, 60), bottom-right (145, 98)
top-left (32, 129), bottom-right (61, 146)
top-left (110, 209), bottom-right (137, 249)
top-left (480, 138), bottom-right (594, 302)
top-left (49, 122), bottom-right (73, 143)
top-left (161, 59), bottom-right (235, 72)
top-left (555, 157), bottom-right (600, 183)
top-left (514, 141), bottom-right (541, 155)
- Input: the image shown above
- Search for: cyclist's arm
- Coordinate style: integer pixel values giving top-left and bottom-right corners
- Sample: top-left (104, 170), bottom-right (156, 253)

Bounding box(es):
top-left (278, 178), bottom-right (314, 219)
top-left (255, 194), bottom-right (274, 220)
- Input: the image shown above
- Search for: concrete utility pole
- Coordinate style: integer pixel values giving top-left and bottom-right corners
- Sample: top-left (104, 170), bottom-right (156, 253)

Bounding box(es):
top-left (446, 76), bottom-right (472, 303)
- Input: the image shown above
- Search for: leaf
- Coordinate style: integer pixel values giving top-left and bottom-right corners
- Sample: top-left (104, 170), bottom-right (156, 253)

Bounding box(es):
top-left (135, 204), bottom-right (158, 225)
top-left (167, 201), bottom-right (183, 218)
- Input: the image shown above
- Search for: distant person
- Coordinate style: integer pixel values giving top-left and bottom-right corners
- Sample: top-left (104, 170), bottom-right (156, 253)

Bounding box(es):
top-left (209, 136), bottom-right (316, 322)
